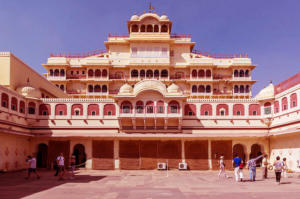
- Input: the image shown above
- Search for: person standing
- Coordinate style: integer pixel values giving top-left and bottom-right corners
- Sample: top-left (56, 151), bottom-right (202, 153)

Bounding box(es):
top-left (25, 155), bottom-right (40, 180)
top-left (282, 157), bottom-right (287, 178)
top-left (273, 156), bottom-right (283, 185)
top-left (262, 154), bottom-right (268, 179)
top-left (56, 152), bottom-right (65, 180)
top-left (232, 154), bottom-right (242, 182)
top-left (248, 154), bottom-right (264, 181)
top-left (69, 155), bottom-right (76, 180)
top-left (218, 156), bottom-right (227, 179)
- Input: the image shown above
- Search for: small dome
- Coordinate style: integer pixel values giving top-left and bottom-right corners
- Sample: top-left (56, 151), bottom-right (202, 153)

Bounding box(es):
top-left (256, 82), bottom-right (275, 101)
top-left (16, 86), bottom-right (42, 98)
top-left (160, 15), bottom-right (169, 20)
top-left (119, 83), bottom-right (133, 94)
top-left (130, 14), bottom-right (139, 21)
top-left (167, 83), bottom-right (180, 93)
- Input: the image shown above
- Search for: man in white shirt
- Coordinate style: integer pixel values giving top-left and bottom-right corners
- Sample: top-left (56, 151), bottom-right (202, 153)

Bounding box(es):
top-left (26, 155), bottom-right (40, 180)
top-left (56, 152), bottom-right (65, 180)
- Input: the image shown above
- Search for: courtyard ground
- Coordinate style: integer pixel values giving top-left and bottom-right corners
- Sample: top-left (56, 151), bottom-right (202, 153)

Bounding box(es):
top-left (0, 169), bottom-right (300, 199)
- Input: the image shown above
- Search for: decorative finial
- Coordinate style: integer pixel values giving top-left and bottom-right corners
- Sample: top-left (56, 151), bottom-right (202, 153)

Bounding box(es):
top-left (149, 2), bottom-right (154, 13)
top-left (270, 80), bottom-right (272, 84)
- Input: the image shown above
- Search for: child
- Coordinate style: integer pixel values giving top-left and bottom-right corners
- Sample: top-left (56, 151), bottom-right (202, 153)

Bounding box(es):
top-left (282, 157), bottom-right (287, 178)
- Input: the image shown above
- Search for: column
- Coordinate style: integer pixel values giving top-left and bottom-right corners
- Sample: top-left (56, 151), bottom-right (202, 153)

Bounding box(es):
top-left (114, 139), bottom-right (120, 169)
top-left (83, 103), bottom-right (88, 117)
top-left (85, 139), bottom-right (93, 169)
top-left (67, 103), bottom-right (72, 119)
top-left (181, 139), bottom-right (185, 163)
top-left (208, 139), bottom-right (212, 170)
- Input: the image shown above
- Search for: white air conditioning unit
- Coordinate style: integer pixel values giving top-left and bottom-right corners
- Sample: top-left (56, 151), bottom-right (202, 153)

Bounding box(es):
top-left (157, 162), bottom-right (167, 170)
top-left (178, 162), bottom-right (187, 170)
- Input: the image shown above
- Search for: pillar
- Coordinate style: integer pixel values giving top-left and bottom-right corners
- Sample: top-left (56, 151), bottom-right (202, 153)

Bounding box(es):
top-left (181, 139), bottom-right (185, 163)
top-left (208, 139), bottom-right (212, 170)
top-left (114, 139), bottom-right (119, 169)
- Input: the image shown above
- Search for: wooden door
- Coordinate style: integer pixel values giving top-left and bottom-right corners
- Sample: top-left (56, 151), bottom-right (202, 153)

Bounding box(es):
top-left (92, 140), bottom-right (114, 170)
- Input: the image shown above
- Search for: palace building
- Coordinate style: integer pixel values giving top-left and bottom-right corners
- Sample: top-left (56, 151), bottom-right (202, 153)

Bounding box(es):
top-left (0, 12), bottom-right (300, 171)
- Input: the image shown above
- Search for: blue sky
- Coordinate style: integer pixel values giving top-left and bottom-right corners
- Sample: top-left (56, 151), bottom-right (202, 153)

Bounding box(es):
top-left (0, 0), bottom-right (299, 95)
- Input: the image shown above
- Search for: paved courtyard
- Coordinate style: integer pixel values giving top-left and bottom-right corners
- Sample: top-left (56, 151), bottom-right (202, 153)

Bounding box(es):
top-left (1, 169), bottom-right (300, 199)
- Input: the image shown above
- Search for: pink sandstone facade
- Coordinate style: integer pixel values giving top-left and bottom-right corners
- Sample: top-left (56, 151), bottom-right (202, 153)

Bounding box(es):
top-left (0, 12), bottom-right (300, 171)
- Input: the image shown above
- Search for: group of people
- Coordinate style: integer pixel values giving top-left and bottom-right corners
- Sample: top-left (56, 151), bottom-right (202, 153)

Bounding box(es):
top-left (218, 153), bottom-right (289, 185)
top-left (25, 152), bottom-right (76, 180)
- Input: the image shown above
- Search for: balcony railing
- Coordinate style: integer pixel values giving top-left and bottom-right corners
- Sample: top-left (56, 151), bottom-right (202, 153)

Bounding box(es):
top-left (213, 90), bottom-right (233, 95)
top-left (66, 90), bottom-right (86, 94)
top-left (50, 49), bottom-right (107, 58)
top-left (66, 75), bottom-right (86, 79)
top-left (108, 33), bottom-right (129, 38)
top-left (170, 75), bottom-right (190, 80)
top-left (213, 75), bottom-right (232, 80)
top-left (108, 33), bottom-right (191, 39)
top-left (170, 33), bottom-right (191, 38)
top-left (109, 74), bottom-right (129, 80)
top-left (192, 50), bottom-right (248, 59)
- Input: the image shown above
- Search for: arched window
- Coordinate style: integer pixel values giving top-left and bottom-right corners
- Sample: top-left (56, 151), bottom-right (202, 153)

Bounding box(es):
top-left (234, 70), bottom-right (239, 77)
top-left (184, 104), bottom-right (196, 116)
top-left (50, 69), bottom-right (53, 76)
top-left (102, 85), bottom-right (107, 93)
top-left (233, 104), bottom-right (245, 116)
top-left (216, 104), bottom-right (228, 116)
top-left (136, 101), bottom-right (144, 114)
top-left (201, 104), bottom-right (212, 116)
top-left (102, 69), bottom-right (107, 77)
top-left (156, 100), bottom-right (164, 113)
top-left (132, 24), bottom-right (138, 32)
top-left (206, 85), bottom-right (211, 93)
top-left (239, 70), bottom-right (244, 77)
top-left (281, 97), bottom-right (288, 111)
top-left (88, 69), bottom-right (94, 77)
top-left (11, 97), bottom-right (18, 111)
top-left (140, 25), bottom-right (146, 32)
top-left (39, 104), bottom-right (51, 115)
top-left (55, 104), bottom-right (67, 115)
top-left (147, 25), bottom-right (153, 32)
top-left (121, 101), bottom-right (132, 113)
top-left (146, 70), bottom-right (153, 78)
top-left (161, 70), bottom-right (168, 78)
top-left (240, 85), bottom-right (245, 93)
top-left (198, 70), bottom-right (205, 78)
top-left (60, 69), bottom-right (65, 76)
top-left (161, 25), bottom-right (168, 32)
top-left (131, 70), bottom-right (138, 78)
top-left (168, 100), bottom-right (180, 113)
top-left (88, 104), bottom-right (99, 116)
top-left (95, 69), bottom-right (101, 77)
top-left (94, 85), bottom-right (101, 92)
top-left (154, 70), bottom-right (159, 78)
top-left (206, 70), bottom-right (211, 78)
top-left (60, 85), bottom-right (64, 91)
top-left (192, 85), bottom-right (197, 93)
top-left (290, 93), bottom-right (297, 108)
top-left (234, 85), bottom-right (239, 93)
top-left (54, 69), bottom-right (59, 76)
top-left (198, 85), bottom-right (205, 93)
top-left (140, 70), bottom-right (145, 78)
top-left (274, 101), bottom-right (279, 113)
top-left (71, 104), bottom-right (83, 116)
top-left (146, 101), bottom-right (154, 113)
top-left (104, 104), bottom-right (116, 115)
top-left (28, 102), bottom-right (36, 114)
top-left (264, 102), bottom-right (272, 115)
top-left (88, 85), bottom-right (93, 93)
top-left (245, 85), bottom-right (250, 93)
top-left (192, 70), bottom-right (197, 78)
top-left (245, 70), bottom-right (249, 77)
top-left (154, 25), bottom-right (159, 32)
top-left (19, 101), bottom-right (25, 113)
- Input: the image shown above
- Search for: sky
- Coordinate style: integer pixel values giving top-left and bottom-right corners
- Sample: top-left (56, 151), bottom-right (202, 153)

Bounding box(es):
top-left (0, 0), bottom-right (299, 95)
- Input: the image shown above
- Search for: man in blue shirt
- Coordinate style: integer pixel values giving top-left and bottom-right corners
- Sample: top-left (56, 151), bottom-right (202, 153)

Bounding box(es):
top-left (233, 154), bottom-right (242, 182)
top-left (248, 154), bottom-right (264, 181)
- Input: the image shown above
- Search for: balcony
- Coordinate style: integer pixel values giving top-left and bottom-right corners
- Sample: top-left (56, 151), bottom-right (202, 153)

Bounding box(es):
top-left (129, 57), bottom-right (170, 65)
top-left (50, 49), bottom-right (107, 58)
top-left (66, 90), bottom-right (86, 95)
top-left (213, 90), bottom-right (233, 96)
top-left (192, 50), bottom-right (248, 59)
top-left (232, 77), bottom-right (252, 81)
top-left (66, 74), bottom-right (86, 80)
top-left (47, 76), bottom-right (66, 81)
top-left (213, 75), bottom-right (232, 80)
top-left (170, 75), bottom-right (190, 80)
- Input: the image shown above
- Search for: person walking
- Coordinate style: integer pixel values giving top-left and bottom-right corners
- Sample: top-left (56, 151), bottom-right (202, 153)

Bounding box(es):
top-left (69, 155), bottom-right (76, 180)
top-left (282, 157), bottom-right (288, 178)
top-left (248, 154), bottom-right (264, 181)
top-left (54, 157), bottom-right (59, 176)
top-left (239, 160), bottom-right (244, 182)
top-left (56, 152), bottom-right (65, 180)
top-left (232, 154), bottom-right (242, 182)
top-left (25, 155), bottom-right (40, 180)
top-left (273, 156), bottom-right (283, 185)
top-left (262, 154), bottom-right (268, 179)
top-left (218, 156), bottom-right (227, 179)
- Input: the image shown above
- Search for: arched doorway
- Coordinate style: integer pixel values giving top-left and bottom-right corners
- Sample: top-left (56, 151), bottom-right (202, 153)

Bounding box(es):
top-left (250, 144), bottom-right (262, 167)
top-left (37, 144), bottom-right (48, 168)
top-left (233, 144), bottom-right (246, 162)
top-left (73, 144), bottom-right (86, 168)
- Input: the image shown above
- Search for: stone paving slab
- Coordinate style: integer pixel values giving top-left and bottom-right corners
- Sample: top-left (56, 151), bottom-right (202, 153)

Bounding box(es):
top-left (0, 169), bottom-right (300, 199)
